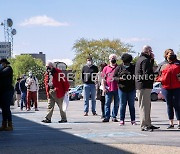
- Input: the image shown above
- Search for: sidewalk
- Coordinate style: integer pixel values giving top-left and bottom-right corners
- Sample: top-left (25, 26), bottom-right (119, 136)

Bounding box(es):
top-left (0, 100), bottom-right (180, 154)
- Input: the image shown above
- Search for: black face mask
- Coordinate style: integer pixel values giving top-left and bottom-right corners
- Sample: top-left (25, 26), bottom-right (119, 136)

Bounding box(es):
top-left (111, 59), bottom-right (116, 64)
top-left (169, 55), bottom-right (176, 61)
top-left (46, 66), bottom-right (51, 71)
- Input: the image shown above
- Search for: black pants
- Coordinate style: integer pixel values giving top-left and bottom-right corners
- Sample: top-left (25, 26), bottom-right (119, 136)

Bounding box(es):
top-left (0, 89), bottom-right (14, 122)
top-left (100, 96), bottom-right (105, 117)
top-left (162, 88), bottom-right (180, 120)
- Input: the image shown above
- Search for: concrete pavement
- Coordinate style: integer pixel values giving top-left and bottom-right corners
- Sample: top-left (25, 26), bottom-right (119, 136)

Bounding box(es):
top-left (0, 100), bottom-right (180, 154)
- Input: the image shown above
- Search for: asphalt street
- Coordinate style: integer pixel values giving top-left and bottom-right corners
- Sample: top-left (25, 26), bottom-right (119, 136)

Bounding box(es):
top-left (0, 99), bottom-right (180, 154)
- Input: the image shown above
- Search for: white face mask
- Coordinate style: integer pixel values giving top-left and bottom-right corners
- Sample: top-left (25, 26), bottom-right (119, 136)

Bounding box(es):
top-left (87, 61), bottom-right (92, 66)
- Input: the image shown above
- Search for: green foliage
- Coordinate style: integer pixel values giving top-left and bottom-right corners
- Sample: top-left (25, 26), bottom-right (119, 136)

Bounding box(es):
top-left (71, 38), bottom-right (133, 85)
top-left (8, 55), bottom-right (46, 90)
top-left (177, 51), bottom-right (180, 60)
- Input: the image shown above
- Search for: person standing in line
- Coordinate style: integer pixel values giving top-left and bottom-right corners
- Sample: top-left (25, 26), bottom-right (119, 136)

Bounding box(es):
top-left (19, 75), bottom-right (27, 110)
top-left (42, 62), bottom-right (69, 123)
top-left (135, 45), bottom-right (160, 131)
top-left (156, 49), bottom-right (180, 129)
top-left (15, 78), bottom-right (21, 107)
top-left (82, 56), bottom-right (99, 116)
top-left (96, 63), bottom-right (107, 119)
top-left (25, 71), bottom-right (39, 111)
top-left (0, 58), bottom-right (14, 131)
top-left (114, 53), bottom-right (136, 126)
top-left (102, 54), bottom-right (119, 122)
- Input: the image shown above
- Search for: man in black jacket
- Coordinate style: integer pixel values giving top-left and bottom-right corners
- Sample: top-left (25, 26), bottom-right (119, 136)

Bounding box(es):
top-left (135, 45), bottom-right (160, 131)
top-left (0, 58), bottom-right (14, 131)
top-left (82, 56), bottom-right (98, 116)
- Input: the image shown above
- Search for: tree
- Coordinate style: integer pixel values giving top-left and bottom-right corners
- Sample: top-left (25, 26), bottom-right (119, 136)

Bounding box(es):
top-left (177, 51), bottom-right (180, 60)
top-left (71, 38), bottom-right (134, 85)
top-left (9, 55), bottom-right (46, 90)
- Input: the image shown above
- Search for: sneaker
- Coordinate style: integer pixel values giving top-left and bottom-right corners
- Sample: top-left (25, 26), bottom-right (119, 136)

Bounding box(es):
top-left (35, 108), bottom-right (39, 111)
top-left (177, 125), bottom-right (180, 129)
top-left (119, 121), bottom-right (124, 126)
top-left (42, 119), bottom-right (51, 123)
top-left (150, 125), bottom-right (160, 129)
top-left (58, 120), bottom-right (67, 123)
top-left (84, 112), bottom-right (88, 116)
top-left (27, 108), bottom-right (30, 111)
top-left (102, 118), bottom-right (109, 122)
top-left (141, 126), bottom-right (153, 132)
top-left (92, 112), bottom-right (98, 116)
top-left (167, 125), bottom-right (174, 129)
top-left (131, 121), bottom-right (137, 125)
top-left (112, 118), bottom-right (119, 122)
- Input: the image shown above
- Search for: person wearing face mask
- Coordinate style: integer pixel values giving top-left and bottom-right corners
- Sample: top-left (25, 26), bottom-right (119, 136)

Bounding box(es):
top-left (82, 56), bottom-right (99, 116)
top-left (135, 45), bottom-right (160, 131)
top-left (113, 53), bottom-right (136, 126)
top-left (42, 62), bottom-right (69, 123)
top-left (0, 58), bottom-right (14, 131)
top-left (156, 49), bottom-right (180, 129)
top-left (25, 71), bottom-right (39, 111)
top-left (102, 54), bottom-right (119, 122)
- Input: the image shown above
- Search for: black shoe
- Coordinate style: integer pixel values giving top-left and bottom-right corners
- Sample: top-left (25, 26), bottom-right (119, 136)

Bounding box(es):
top-left (42, 119), bottom-right (51, 123)
top-left (150, 125), bottom-right (160, 129)
top-left (102, 118), bottom-right (109, 122)
top-left (177, 125), bottom-right (180, 129)
top-left (141, 127), bottom-right (153, 132)
top-left (58, 120), bottom-right (67, 123)
top-left (92, 112), bottom-right (98, 116)
top-left (167, 125), bottom-right (174, 129)
top-left (112, 118), bottom-right (119, 122)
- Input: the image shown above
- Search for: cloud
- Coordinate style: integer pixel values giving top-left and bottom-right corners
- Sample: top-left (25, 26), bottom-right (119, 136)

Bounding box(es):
top-left (20, 15), bottom-right (69, 27)
top-left (121, 37), bottom-right (151, 43)
top-left (48, 58), bottom-right (73, 66)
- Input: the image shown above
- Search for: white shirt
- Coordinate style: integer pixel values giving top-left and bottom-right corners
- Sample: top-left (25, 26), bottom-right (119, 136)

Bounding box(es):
top-left (25, 76), bottom-right (39, 92)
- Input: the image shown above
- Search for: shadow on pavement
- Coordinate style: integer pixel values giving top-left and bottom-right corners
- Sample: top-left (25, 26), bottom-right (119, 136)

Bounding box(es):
top-left (0, 115), bottom-right (132, 154)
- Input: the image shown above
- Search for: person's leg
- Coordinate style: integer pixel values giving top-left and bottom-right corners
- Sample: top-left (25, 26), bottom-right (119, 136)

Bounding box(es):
top-left (137, 89), bottom-right (152, 129)
top-left (56, 96), bottom-right (67, 122)
top-left (31, 91), bottom-right (38, 110)
top-left (104, 92), bottom-right (113, 120)
top-left (100, 96), bottom-right (105, 118)
top-left (90, 84), bottom-right (97, 114)
top-left (127, 90), bottom-right (136, 122)
top-left (112, 90), bottom-right (119, 121)
top-left (26, 91), bottom-right (31, 110)
top-left (45, 90), bottom-right (55, 121)
top-left (83, 84), bottom-right (90, 114)
top-left (16, 94), bottom-right (20, 107)
top-left (172, 88), bottom-right (180, 124)
top-left (162, 88), bottom-right (174, 126)
top-left (20, 92), bottom-right (25, 110)
top-left (0, 90), bottom-right (14, 131)
top-left (119, 89), bottom-right (128, 122)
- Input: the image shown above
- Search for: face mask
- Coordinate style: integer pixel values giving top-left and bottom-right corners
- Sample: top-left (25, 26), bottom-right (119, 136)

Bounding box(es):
top-left (169, 55), bottom-right (176, 61)
top-left (111, 59), bottom-right (116, 64)
top-left (123, 65), bottom-right (129, 69)
top-left (46, 66), bottom-right (51, 71)
top-left (87, 61), bottom-right (92, 66)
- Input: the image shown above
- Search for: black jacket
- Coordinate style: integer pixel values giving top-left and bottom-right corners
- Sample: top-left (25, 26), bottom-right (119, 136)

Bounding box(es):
top-left (19, 79), bottom-right (27, 93)
top-left (114, 63), bottom-right (135, 92)
top-left (82, 65), bottom-right (98, 84)
top-left (135, 53), bottom-right (154, 89)
top-left (15, 82), bottom-right (21, 94)
top-left (0, 66), bottom-right (14, 92)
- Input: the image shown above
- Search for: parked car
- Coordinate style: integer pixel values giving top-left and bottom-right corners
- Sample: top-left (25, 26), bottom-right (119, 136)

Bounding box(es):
top-left (69, 85), bottom-right (83, 101)
top-left (135, 82), bottom-right (165, 101)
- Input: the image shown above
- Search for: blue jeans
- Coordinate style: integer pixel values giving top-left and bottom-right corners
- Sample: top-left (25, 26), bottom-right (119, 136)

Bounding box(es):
top-left (84, 84), bottom-right (96, 113)
top-left (105, 90), bottom-right (119, 119)
top-left (119, 89), bottom-right (136, 121)
top-left (162, 88), bottom-right (180, 120)
top-left (21, 92), bottom-right (27, 109)
top-left (0, 89), bottom-right (14, 121)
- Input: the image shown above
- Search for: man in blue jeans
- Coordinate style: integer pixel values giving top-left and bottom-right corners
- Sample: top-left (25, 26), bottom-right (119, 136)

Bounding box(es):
top-left (82, 56), bottom-right (98, 116)
top-left (102, 54), bottom-right (119, 122)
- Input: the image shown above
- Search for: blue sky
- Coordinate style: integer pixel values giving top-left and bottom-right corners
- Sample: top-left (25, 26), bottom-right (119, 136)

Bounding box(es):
top-left (0, 0), bottom-right (180, 64)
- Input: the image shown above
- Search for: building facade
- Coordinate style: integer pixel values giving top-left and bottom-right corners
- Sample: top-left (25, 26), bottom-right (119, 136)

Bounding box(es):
top-left (0, 42), bottom-right (11, 59)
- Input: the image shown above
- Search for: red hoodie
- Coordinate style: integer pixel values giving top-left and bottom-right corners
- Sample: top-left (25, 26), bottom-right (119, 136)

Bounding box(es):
top-left (156, 60), bottom-right (180, 89)
top-left (44, 68), bottom-right (70, 98)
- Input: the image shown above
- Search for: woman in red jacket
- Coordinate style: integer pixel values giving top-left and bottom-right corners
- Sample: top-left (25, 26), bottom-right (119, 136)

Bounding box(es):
top-left (156, 49), bottom-right (180, 129)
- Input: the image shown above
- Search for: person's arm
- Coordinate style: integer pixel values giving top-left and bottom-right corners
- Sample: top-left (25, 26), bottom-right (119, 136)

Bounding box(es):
top-left (35, 77), bottom-right (39, 91)
top-left (0, 66), bottom-right (12, 77)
